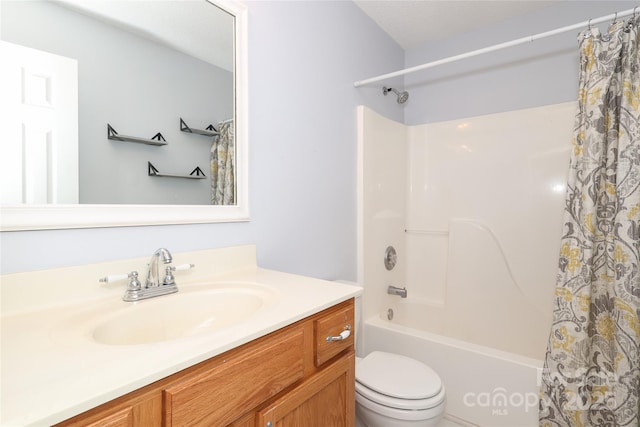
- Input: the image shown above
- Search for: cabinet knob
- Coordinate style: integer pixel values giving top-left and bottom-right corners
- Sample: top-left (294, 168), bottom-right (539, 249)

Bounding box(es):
top-left (267, 422), bottom-right (273, 427)
top-left (326, 324), bottom-right (351, 342)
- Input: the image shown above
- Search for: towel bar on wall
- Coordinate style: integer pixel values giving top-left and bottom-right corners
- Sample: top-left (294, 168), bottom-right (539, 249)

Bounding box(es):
top-left (147, 162), bottom-right (206, 179)
top-left (107, 124), bottom-right (167, 146)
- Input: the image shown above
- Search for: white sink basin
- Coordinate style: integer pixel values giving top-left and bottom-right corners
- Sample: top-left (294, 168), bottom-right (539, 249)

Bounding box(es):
top-left (54, 283), bottom-right (278, 346)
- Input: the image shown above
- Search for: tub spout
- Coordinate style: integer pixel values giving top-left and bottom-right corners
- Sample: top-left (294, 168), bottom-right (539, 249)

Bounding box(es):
top-left (388, 285), bottom-right (407, 298)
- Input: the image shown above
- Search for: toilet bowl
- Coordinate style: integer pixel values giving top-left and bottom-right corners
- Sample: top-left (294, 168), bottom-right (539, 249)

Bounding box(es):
top-left (355, 351), bottom-right (446, 427)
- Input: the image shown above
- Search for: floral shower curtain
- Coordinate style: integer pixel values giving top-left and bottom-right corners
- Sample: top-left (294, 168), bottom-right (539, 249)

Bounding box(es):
top-left (211, 118), bottom-right (235, 205)
top-left (539, 18), bottom-right (640, 427)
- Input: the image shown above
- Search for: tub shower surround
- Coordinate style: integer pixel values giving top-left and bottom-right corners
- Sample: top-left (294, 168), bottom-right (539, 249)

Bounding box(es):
top-left (358, 102), bottom-right (575, 426)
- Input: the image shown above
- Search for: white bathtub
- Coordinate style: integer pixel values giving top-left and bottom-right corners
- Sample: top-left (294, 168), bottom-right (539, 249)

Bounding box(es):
top-left (363, 314), bottom-right (542, 427)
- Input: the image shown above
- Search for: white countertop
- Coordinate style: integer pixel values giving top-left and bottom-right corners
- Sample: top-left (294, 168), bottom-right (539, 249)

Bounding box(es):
top-left (0, 246), bottom-right (361, 426)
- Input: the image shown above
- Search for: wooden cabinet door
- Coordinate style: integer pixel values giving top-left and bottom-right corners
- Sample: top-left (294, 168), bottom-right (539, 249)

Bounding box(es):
top-left (55, 394), bottom-right (162, 427)
top-left (164, 326), bottom-right (305, 426)
top-left (228, 411), bottom-right (256, 427)
top-left (82, 407), bottom-right (133, 427)
top-left (257, 351), bottom-right (355, 427)
top-left (54, 390), bottom-right (162, 427)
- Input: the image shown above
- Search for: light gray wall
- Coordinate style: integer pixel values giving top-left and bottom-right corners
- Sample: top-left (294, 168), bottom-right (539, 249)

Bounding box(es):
top-left (404, 1), bottom-right (637, 125)
top-left (2, 1), bottom-right (233, 205)
top-left (0, 1), bottom-right (403, 277)
top-left (4, 1), bottom-right (626, 279)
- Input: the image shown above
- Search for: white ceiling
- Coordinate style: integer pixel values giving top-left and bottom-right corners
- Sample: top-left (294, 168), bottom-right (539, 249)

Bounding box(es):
top-left (353, 0), bottom-right (560, 50)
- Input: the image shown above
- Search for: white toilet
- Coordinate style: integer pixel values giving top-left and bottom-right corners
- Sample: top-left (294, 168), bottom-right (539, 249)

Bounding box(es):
top-left (355, 351), bottom-right (446, 427)
top-left (331, 280), bottom-right (445, 426)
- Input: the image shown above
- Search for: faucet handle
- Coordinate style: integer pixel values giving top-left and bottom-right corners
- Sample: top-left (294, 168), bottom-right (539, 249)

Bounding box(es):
top-left (99, 271), bottom-right (142, 291)
top-left (126, 271), bottom-right (142, 291)
top-left (163, 266), bottom-right (176, 286)
top-left (163, 264), bottom-right (194, 286)
top-left (170, 263), bottom-right (195, 272)
top-left (99, 273), bottom-right (129, 283)
top-left (99, 271), bottom-right (137, 284)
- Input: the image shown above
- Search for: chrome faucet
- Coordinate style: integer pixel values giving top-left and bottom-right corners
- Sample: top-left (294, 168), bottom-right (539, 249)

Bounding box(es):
top-left (388, 285), bottom-right (407, 298)
top-left (146, 248), bottom-right (173, 288)
top-left (99, 248), bottom-right (195, 302)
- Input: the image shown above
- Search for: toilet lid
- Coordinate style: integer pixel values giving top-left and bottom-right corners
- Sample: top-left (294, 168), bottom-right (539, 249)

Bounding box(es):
top-left (356, 351), bottom-right (442, 400)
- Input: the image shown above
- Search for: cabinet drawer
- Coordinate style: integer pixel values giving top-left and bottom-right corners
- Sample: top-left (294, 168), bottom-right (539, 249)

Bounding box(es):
top-left (164, 325), bottom-right (305, 426)
top-left (314, 300), bottom-right (354, 367)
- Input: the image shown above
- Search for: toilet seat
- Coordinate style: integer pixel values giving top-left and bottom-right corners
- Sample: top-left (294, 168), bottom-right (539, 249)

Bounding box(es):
top-left (356, 389), bottom-right (445, 423)
top-left (355, 380), bottom-right (445, 410)
top-left (355, 351), bottom-right (445, 411)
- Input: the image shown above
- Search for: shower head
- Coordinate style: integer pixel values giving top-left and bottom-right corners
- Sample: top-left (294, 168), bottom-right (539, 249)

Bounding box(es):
top-left (383, 86), bottom-right (409, 104)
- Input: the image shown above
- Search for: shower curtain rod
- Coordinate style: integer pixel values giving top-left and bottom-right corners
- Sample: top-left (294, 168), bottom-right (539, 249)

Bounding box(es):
top-left (353, 7), bottom-right (638, 87)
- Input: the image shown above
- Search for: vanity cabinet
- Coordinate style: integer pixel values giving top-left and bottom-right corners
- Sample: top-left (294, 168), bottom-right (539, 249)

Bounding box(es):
top-left (55, 299), bottom-right (355, 427)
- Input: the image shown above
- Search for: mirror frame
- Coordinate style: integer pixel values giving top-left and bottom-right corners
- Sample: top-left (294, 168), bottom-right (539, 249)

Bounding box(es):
top-left (0, 0), bottom-right (248, 231)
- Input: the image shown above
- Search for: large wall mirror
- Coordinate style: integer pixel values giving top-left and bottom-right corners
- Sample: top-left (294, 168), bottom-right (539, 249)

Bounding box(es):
top-left (0, 0), bottom-right (248, 230)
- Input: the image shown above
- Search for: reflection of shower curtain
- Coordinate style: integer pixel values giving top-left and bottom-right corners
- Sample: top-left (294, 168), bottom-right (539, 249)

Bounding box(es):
top-left (539, 20), bottom-right (639, 427)
top-left (211, 119), bottom-right (235, 205)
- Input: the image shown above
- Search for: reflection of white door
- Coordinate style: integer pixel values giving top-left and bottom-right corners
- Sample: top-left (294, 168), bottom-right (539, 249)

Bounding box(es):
top-left (0, 40), bottom-right (78, 204)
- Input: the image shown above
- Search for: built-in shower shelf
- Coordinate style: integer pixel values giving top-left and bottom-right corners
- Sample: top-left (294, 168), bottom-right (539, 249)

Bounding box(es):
top-left (180, 118), bottom-right (219, 137)
top-left (107, 124), bottom-right (167, 146)
top-left (147, 162), bottom-right (206, 179)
